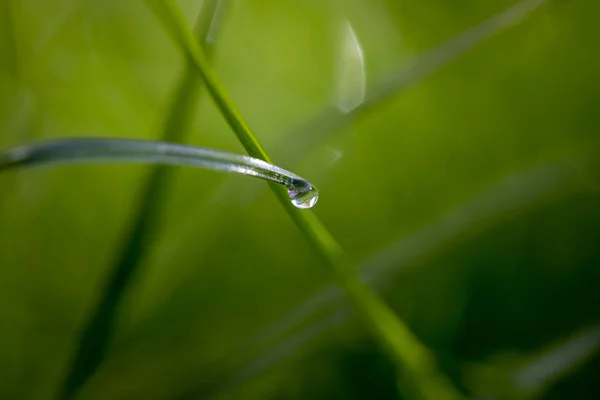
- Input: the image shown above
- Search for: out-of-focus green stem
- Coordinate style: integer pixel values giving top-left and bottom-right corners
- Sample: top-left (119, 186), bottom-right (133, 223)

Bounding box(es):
top-left (57, 2), bottom-right (226, 400)
top-left (146, 1), bottom-right (463, 399)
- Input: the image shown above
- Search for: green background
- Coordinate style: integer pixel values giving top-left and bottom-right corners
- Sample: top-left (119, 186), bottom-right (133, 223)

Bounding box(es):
top-left (1, 0), bottom-right (599, 398)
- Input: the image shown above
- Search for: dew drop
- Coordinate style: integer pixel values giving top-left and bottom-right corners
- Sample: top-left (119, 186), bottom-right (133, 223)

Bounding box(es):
top-left (287, 182), bottom-right (319, 209)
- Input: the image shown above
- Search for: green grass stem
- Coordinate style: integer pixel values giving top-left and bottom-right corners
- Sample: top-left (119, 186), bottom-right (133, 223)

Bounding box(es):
top-left (57, 1), bottom-right (225, 399)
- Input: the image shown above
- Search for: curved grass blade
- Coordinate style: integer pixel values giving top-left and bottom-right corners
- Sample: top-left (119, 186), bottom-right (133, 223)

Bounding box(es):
top-left (0, 137), bottom-right (318, 209)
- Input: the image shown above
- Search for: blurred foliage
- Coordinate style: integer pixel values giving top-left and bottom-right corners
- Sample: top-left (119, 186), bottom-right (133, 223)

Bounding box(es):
top-left (0, 0), bottom-right (599, 399)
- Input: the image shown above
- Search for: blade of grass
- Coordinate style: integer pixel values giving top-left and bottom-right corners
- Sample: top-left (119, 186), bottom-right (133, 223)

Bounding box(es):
top-left (0, 137), bottom-right (320, 192)
top-left (2, 1), bottom-right (20, 77)
top-left (57, 1), bottom-right (227, 399)
top-left (465, 324), bottom-right (600, 400)
top-left (511, 325), bottom-right (600, 399)
top-left (147, 1), bottom-right (463, 399)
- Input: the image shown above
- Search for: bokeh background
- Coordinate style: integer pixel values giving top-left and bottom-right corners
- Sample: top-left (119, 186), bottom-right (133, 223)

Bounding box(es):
top-left (1, 0), bottom-right (599, 399)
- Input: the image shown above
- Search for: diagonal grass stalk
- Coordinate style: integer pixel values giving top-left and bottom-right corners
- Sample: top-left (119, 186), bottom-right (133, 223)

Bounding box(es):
top-left (55, 1), bottom-right (227, 399)
top-left (147, 1), bottom-right (463, 399)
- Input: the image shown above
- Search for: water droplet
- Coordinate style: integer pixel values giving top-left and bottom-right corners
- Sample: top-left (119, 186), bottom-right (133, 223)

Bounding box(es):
top-left (287, 182), bottom-right (319, 209)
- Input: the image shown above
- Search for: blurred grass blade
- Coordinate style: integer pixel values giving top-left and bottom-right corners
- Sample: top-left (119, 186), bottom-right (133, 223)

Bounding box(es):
top-left (56, 1), bottom-right (227, 399)
top-left (2, 1), bottom-right (19, 77)
top-left (147, 1), bottom-right (463, 399)
top-left (162, 0), bottom-right (228, 144)
top-left (0, 137), bottom-right (318, 196)
top-left (513, 325), bottom-right (600, 399)
top-left (335, 19), bottom-right (366, 113)
top-left (207, 308), bottom-right (352, 400)
top-left (274, 0), bottom-right (548, 165)
top-left (465, 324), bottom-right (600, 399)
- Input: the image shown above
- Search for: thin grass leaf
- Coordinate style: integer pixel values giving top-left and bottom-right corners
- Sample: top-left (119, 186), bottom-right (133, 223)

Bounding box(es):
top-left (512, 325), bottom-right (600, 399)
top-left (147, 1), bottom-right (463, 399)
top-left (465, 324), bottom-right (600, 400)
top-left (0, 137), bottom-right (318, 203)
top-left (55, 1), bottom-right (227, 399)
top-left (1, 1), bottom-right (19, 77)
